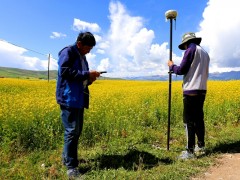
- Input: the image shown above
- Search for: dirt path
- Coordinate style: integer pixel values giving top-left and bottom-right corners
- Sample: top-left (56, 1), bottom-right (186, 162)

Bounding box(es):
top-left (192, 153), bottom-right (240, 180)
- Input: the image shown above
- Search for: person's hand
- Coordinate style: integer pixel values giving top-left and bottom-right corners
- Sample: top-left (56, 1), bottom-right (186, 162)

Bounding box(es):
top-left (168, 60), bottom-right (174, 67)
top-left (89, 71), bottom-right (100, 82)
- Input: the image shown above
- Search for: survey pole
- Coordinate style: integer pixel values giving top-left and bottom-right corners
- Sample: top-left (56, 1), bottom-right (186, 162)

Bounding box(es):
top-left (165, 10), bottom-right (177, 150)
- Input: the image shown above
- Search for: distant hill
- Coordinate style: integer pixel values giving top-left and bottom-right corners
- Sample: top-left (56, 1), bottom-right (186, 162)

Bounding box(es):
top-left (0, 67), bottom-right (114, 80)
top-left (209, 71), bottom-right (240, 80)
top-left (0, 66), bottom-right (239, 81)
top-left (0, 67), bottom-right (57, 79)
top-left (124, 71), bottom-right (240, 81)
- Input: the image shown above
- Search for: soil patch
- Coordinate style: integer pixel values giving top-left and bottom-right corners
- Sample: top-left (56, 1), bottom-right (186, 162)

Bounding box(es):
top-left (192, 153), bottom-right (240, 180)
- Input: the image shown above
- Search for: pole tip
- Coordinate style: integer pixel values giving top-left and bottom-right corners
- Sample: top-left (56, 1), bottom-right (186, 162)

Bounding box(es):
top-left (165, 10), bottom-right (177, 19)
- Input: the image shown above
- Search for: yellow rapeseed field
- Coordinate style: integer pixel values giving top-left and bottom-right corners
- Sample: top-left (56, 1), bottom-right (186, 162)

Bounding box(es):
top-left (0, 78), bottom-right (240, 151)
top-left (0, 78), bottom-right (56, 123)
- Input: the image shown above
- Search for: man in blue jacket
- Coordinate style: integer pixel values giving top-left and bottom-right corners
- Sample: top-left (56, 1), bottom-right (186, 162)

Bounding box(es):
top-left (56, 32), bottom-right (100, 177)
top-left (168, 32), bottom-right (210, 160)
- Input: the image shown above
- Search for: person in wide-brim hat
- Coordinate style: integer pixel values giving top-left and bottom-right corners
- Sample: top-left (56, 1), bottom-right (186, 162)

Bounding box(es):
top-left (168, 31), bottom-right (210, 160)
top-left (178, 32), bottom-right (202, 50)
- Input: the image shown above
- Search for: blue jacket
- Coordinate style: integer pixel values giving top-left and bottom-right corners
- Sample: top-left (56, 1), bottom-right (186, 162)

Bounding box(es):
top-left (56, 44), bottom-right (90, 108)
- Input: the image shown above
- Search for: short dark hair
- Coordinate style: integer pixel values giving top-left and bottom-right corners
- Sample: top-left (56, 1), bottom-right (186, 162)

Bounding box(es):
top-left (76, 32), bottom-right (96, 46)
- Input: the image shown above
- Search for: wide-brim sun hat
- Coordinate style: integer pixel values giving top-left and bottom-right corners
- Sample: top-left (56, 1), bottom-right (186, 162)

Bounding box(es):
top-left (178, 32), bottom-right (202, 50)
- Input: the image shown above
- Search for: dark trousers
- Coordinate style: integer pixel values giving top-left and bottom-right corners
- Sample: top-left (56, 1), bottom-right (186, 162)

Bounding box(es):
top-left (60, 105), bottom-right (84, 169)
top-left (183, 95), bottom-right (205, 153)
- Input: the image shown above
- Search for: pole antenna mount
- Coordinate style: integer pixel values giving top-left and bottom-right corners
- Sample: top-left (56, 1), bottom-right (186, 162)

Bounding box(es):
top-left (165, 10), bottom-right (177, 20)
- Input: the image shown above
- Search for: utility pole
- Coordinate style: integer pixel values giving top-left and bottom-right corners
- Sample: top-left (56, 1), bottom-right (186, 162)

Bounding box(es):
top-left (48, 54), bottom-right (50, 82)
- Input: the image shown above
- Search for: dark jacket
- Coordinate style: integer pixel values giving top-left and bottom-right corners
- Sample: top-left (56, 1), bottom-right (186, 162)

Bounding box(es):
top-left (56, 44), bottom-right (90, 108)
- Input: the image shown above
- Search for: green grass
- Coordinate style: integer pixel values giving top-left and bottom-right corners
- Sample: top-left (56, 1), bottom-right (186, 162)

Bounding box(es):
top-left (0, 66), bottom-right (57, 79)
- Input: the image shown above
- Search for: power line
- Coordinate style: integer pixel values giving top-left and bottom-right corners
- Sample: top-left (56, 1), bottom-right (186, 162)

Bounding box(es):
top-left (0, 38), bottom-right (57, 60)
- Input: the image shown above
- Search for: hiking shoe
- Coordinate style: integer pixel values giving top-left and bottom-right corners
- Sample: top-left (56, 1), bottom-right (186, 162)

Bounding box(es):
top-left (67, 168), bottom-right (81, 178)
top-left (194, 145), bottom-right (206, 155)
top-left (178, 151), bottom-right (195, 160)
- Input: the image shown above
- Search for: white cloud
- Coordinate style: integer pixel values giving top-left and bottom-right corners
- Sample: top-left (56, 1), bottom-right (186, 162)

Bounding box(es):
top-left (85, 53), bottom-right (97, 69)
top-left (197, 0), bottom-right (240, 71)
top-left (94, 34), bottom-right (107, 54)
top-left (93, 34), bottom-right (102, 42)
top-left (73, 18), bottom-right (101, 33)
top-left (0, 40), bottom-right (57, 71)
top-left (90, 0), bottom-right (240, 77)
top-left (97, 1), bottom-right (171, 77)
top-left (50, 32), bottom-right (67, 39)
top-left (96, 49), bottom-right (105, 54)
top-left (2, 1), bottom-right (171, 77)
top-left (2, 0), bottom-right (239, 78)
top-left (97, 58), bottom-right (110, 72)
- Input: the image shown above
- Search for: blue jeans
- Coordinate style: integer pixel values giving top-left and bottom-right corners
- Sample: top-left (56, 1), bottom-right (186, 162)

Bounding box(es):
top-left (60, 105), bottom-right (84, 169)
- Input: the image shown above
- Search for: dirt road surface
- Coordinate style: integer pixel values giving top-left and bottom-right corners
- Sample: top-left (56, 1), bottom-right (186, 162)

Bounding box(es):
top-left (192, 153), bottom-right (240, 180)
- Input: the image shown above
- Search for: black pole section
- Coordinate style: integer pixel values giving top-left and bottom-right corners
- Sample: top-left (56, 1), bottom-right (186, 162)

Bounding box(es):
top-left (167, 18), bottom-right (173, 150)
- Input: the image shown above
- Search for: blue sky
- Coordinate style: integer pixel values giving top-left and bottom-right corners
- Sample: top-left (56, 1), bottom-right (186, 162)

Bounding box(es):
top-left (0, 0), bottom-right (240, 77)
